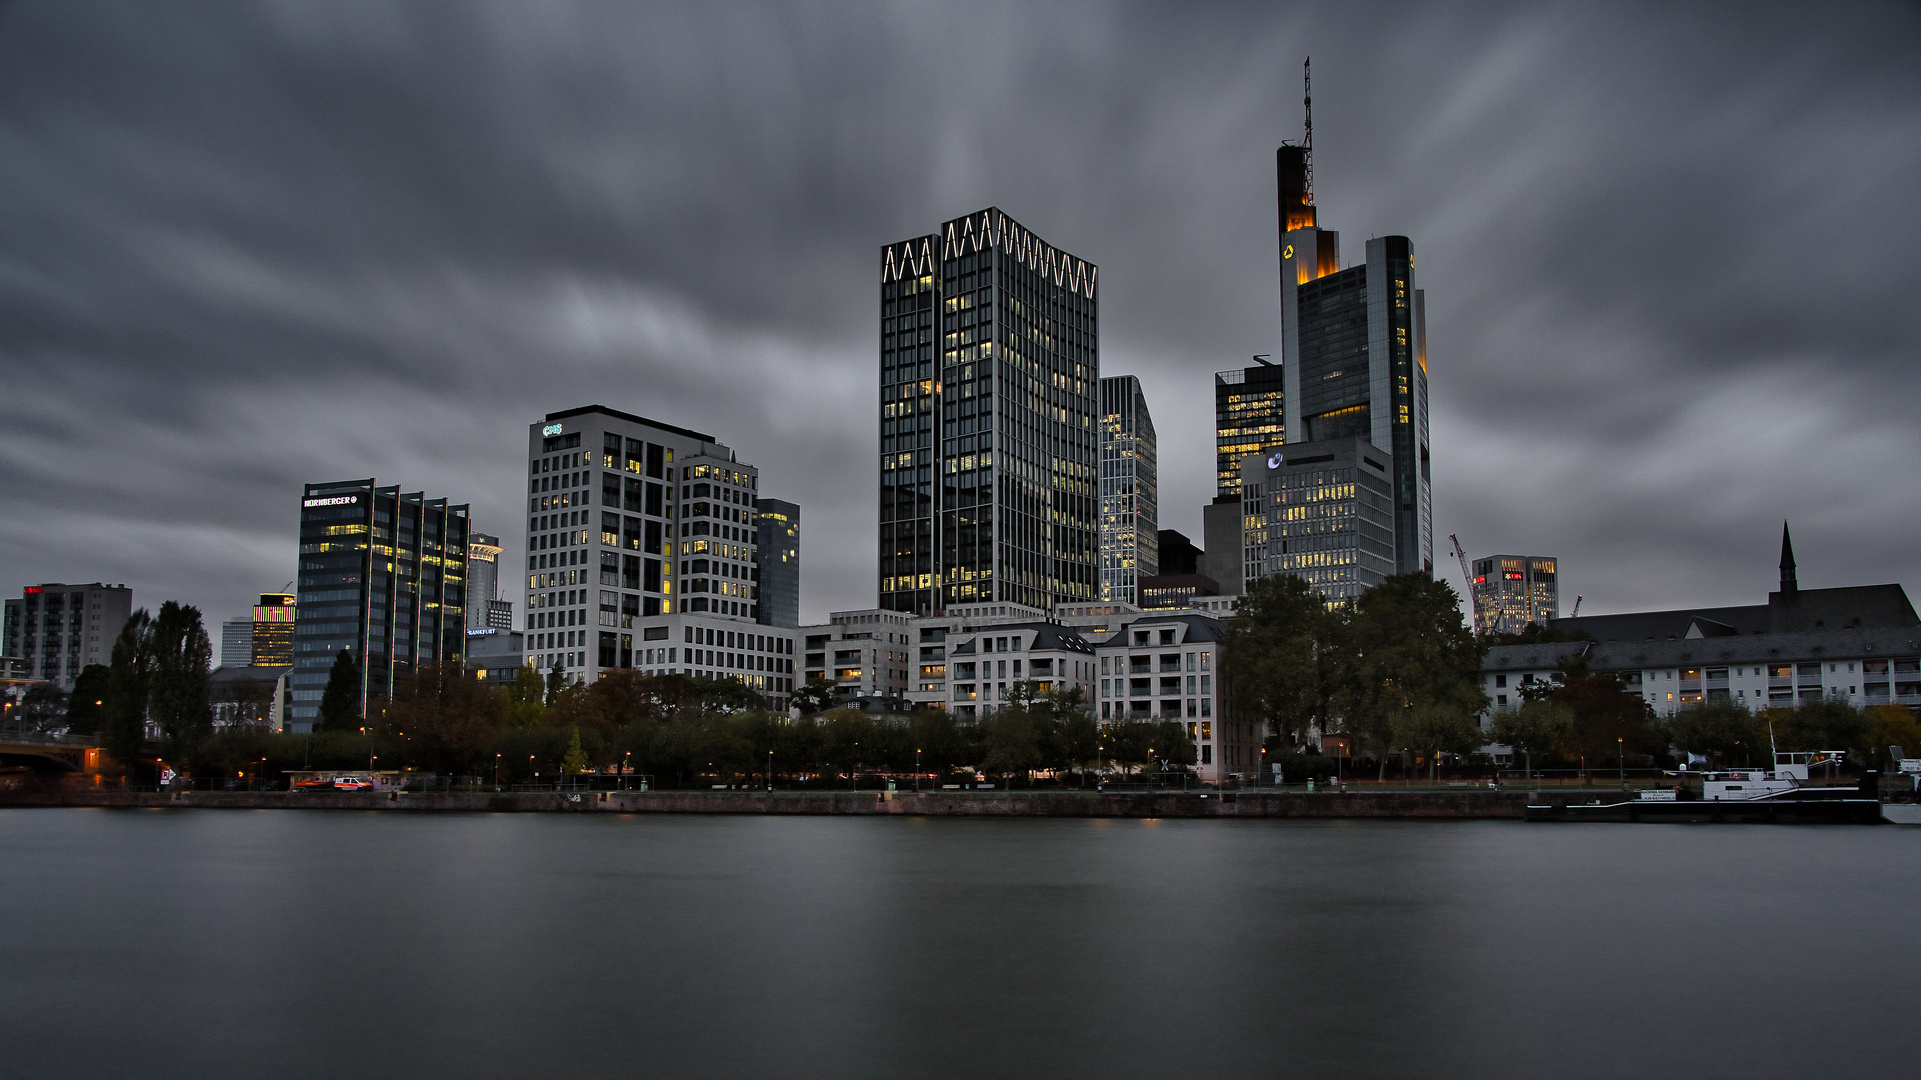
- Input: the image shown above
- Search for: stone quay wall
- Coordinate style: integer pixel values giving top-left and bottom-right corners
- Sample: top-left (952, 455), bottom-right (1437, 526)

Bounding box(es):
top-left (0, 788), bottom-right (1530, 819)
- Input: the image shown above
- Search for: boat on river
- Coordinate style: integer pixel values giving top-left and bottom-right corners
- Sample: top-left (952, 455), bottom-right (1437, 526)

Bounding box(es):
top-left (1525, 748), bottom-right (1884, 824)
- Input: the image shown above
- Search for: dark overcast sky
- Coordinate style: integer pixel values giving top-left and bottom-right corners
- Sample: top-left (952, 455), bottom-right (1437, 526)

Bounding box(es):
top-left (2, 0), bottom-right (1918, 629)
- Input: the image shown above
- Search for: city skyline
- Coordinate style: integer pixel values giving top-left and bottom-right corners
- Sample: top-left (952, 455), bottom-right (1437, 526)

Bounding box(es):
top-left (2, 3), bottom-right (1918, 629)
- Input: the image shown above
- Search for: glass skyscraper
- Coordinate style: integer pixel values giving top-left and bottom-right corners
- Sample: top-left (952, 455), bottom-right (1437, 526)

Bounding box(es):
top-left (290, 481), bottom-right (468, 731)
top-left (1214, 360), bottom-right (1286, 497)
top-left (1278, 160), bottom-right (1433, 577)
top-left (754, 498), bottom-right (800, 629)
top-left (1471, 555), bottom-right (1559, 636)
top-left (878, 207), bottom-right (1100, 615)
top-left (1098, 375), bottom-right (1157, 606)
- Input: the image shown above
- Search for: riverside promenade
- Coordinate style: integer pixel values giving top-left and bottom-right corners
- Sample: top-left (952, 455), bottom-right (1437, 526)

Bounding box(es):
top-left (0, 787), bottom-right (1532, 818)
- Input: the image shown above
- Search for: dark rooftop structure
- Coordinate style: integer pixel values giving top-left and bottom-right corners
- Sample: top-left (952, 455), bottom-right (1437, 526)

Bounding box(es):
top-left (1548, 524), bottom-right (1918, 642)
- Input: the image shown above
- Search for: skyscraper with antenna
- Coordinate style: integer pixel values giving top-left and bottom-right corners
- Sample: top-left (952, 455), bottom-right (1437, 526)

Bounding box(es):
top-left (1245, 58), bottom-right (1434, 601)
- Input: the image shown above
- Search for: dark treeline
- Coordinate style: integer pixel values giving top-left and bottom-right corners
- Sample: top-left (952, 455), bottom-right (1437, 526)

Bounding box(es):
top-left (46, 602), bottom-right (1199, 785)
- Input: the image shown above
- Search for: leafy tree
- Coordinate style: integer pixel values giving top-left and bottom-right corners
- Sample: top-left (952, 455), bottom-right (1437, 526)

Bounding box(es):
top-left (318, 649), bottom-right (362, 733)
top-left (561, 728), bottom-right (589, 774)
top-left (1489, 700), bottom-right (1572, 781)
top-left (10, 684), bottom-right (67, 733)
top-left (1390, 701), bottom-right (1484, 784)
top-left (1778, 699), bottom-right (1871, 758)
top-left (1867, 704), bottom-right (1921, 768)
top-left (1327, 573), bottom-right (1485, 774)
top-left (1223, 572), bottom-right (1333, 746)
top-left (1530, 652), bottom-right (1665, 766)
top-left (1667, 702), bottom-right (1765, 765)
top-left (791, 679), bottom-right (837, 716)
top-left (503, 664), bottom-right (547, 727)
top-left (65, 664), bottom-right (110, 736)
top-left (545, 659), bottom-right (566, 706)
top-left (102, 609), bottom-right (154, 769)
top-left (147, 602), bottom-right (214, 761)
top-left (982, 683), bottom-right (1048, 783)
top-left (386, 662), bottom-right (501, 773)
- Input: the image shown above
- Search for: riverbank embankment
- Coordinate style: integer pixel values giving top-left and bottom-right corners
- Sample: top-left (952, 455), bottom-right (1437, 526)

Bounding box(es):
top-left (0, 787), bottom-right (1533, 817)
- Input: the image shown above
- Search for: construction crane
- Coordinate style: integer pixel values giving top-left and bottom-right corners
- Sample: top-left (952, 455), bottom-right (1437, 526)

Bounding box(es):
top-left (1448, 534), bottom-right (1481, 633)
top-left (1570, 594), bottom-right (1583, 618)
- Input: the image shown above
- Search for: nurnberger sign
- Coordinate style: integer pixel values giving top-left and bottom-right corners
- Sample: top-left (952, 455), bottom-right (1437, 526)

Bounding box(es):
top-left (302, 495), bottom-right (359, 508)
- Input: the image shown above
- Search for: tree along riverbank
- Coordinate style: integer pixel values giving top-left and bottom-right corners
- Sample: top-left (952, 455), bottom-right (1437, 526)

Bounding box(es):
top-left (0, 787), bottom-right (1530, 817)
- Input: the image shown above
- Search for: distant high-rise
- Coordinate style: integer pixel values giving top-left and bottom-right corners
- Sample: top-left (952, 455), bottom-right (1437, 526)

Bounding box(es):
top-left (1471, 556), bottom-right (1558, 636)
top-left (219, 618), bottom-right (253, 669)
top-left (1098, 375), bottom-right (1157, 606)
top-left (519, 406), bottom-right (794, 711)
top-left (466, 532), bottom-right (503, 631)
top-left (1275, 65), bottom-right (1432, 578)
top-left (291, 482), bottom-right (469, 731)
top-left (755, 498), bottom-right (800, 629)
top-left (1156, 530), bottom-right (1202, 576)
top-left (251, 592), bottom-right (295, 666)
top-left (878, 207), bottom-right (1100, 615)
top-left (1241, 440), bottom-right (1396, 603)
top-left (1215, 361), bottom-right (1286, 497)
top-left (2, 583), bottom-right (133, 691)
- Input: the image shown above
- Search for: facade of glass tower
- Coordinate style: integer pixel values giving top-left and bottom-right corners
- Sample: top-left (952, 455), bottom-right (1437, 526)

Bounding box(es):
top-left (290, 481), bottom-right (468, 731)
top-left (878, 207), bottom-right (1100, 615)
top-left (1098, 375), bottom-right (1157, 606)
top-left (1277, 154), bottom-right (1433, 577)
top-left (1214, 360), bottom-right (1286, 497)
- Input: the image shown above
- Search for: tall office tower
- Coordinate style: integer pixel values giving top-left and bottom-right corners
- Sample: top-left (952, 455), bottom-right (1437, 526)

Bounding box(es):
top-left (524, 406), bottom-right (788, 701)
top-left (486, 598), bottom-right (514, 631)
top-left (1470, 556), bottom-right (1558, 636)
top-left (754, 498), bottom-right (801, 629)
top-left (251, 592), bottom-right (295, 666)
top-left (1240, 440), bottom-right (1396, 604)
top-left (219, 618), bottom-right (253, 668)
top-left (1215, 361), bottom-right (1287, 496)
top-left (1275, 74), bottom-right (1432, 577)
top-left (466, 532), bottom-right (503, 631)
top-left (3, 583), bottom-right (133, 690)
top-left (290, 482), bottom-right (468, 732)
top-left (1097, 375), bottom-right (1157, 606)
top-left (878, 207), bottom-right (1100, 616)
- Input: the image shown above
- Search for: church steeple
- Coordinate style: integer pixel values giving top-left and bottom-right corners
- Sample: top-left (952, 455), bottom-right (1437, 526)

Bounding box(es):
top-left (1778, 521), bottom-right (1797, 596)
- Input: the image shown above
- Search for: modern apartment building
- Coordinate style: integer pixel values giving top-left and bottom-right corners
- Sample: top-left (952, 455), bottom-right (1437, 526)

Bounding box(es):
top-left (2, 583), bottom-right (133, 691)
top-left (1097, 375), bottom-right (1157, 606)
top-left (1239, 438), bottom-right (1395, 603)
top-left (1471, 556), bottom-right (1558, 636)
top-left (754, 498), bottom-right (801, 629)
top-left (1092, 613), bottom-right (1253, 782)
top-left (290, 481), bottom-right (469, 731)
top-left (522, 405), bottom-right (797, 710)
top-left (800, 608), bottom-right (915, 707)
top-left (878, 207), bottom-right (1100, 616)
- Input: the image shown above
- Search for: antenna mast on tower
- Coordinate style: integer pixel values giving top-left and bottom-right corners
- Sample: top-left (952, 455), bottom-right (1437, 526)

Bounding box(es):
top-left (1302, 57), bottom-right (1314, 206)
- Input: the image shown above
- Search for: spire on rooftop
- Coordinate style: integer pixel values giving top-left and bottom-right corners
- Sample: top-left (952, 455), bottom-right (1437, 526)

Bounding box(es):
top-left (1779, 521), bottom-right (1797, 596)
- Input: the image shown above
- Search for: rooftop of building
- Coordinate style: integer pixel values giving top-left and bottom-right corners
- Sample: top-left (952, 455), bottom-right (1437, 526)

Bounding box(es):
top-left (1091, 612), bottom-right (1230, 648)
top-left (946, 622), bottom-right (1095, 656)
top-left (542, 403), bottom-right (716, 444)
top-left (1484, 624), bottom-right (1921, 674)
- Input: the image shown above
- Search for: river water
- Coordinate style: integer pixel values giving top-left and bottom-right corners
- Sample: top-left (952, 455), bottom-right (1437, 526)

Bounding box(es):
top-left (1, 810), bottom-right (1915, 1078)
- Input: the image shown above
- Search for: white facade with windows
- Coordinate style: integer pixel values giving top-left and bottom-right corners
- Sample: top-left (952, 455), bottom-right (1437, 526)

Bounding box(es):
top-left (1091, 613), bottom-right (1256, 783)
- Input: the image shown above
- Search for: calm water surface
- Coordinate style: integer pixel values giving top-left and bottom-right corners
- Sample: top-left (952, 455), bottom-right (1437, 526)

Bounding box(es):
top-left (1, 809), bottom-right (1915, 1078)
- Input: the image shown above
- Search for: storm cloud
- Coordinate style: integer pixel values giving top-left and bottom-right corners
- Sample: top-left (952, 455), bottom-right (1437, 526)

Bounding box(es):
top-left (2, 0), bottom-right (1917, 627)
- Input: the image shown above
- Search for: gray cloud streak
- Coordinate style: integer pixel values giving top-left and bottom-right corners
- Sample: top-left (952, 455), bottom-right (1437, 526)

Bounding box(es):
top-left (1, 0), bottom-right (1916, 629)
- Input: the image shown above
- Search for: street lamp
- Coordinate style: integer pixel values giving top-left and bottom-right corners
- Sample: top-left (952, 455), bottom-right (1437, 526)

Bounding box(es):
top-left (767, 749), bottom-right (773, 792)
top-left (915, 748), bottom-right (922, 793)
top-left (1618, 737), bottom-right (1626, 789)
top-left (495, 753), bottom-right (501, 792)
